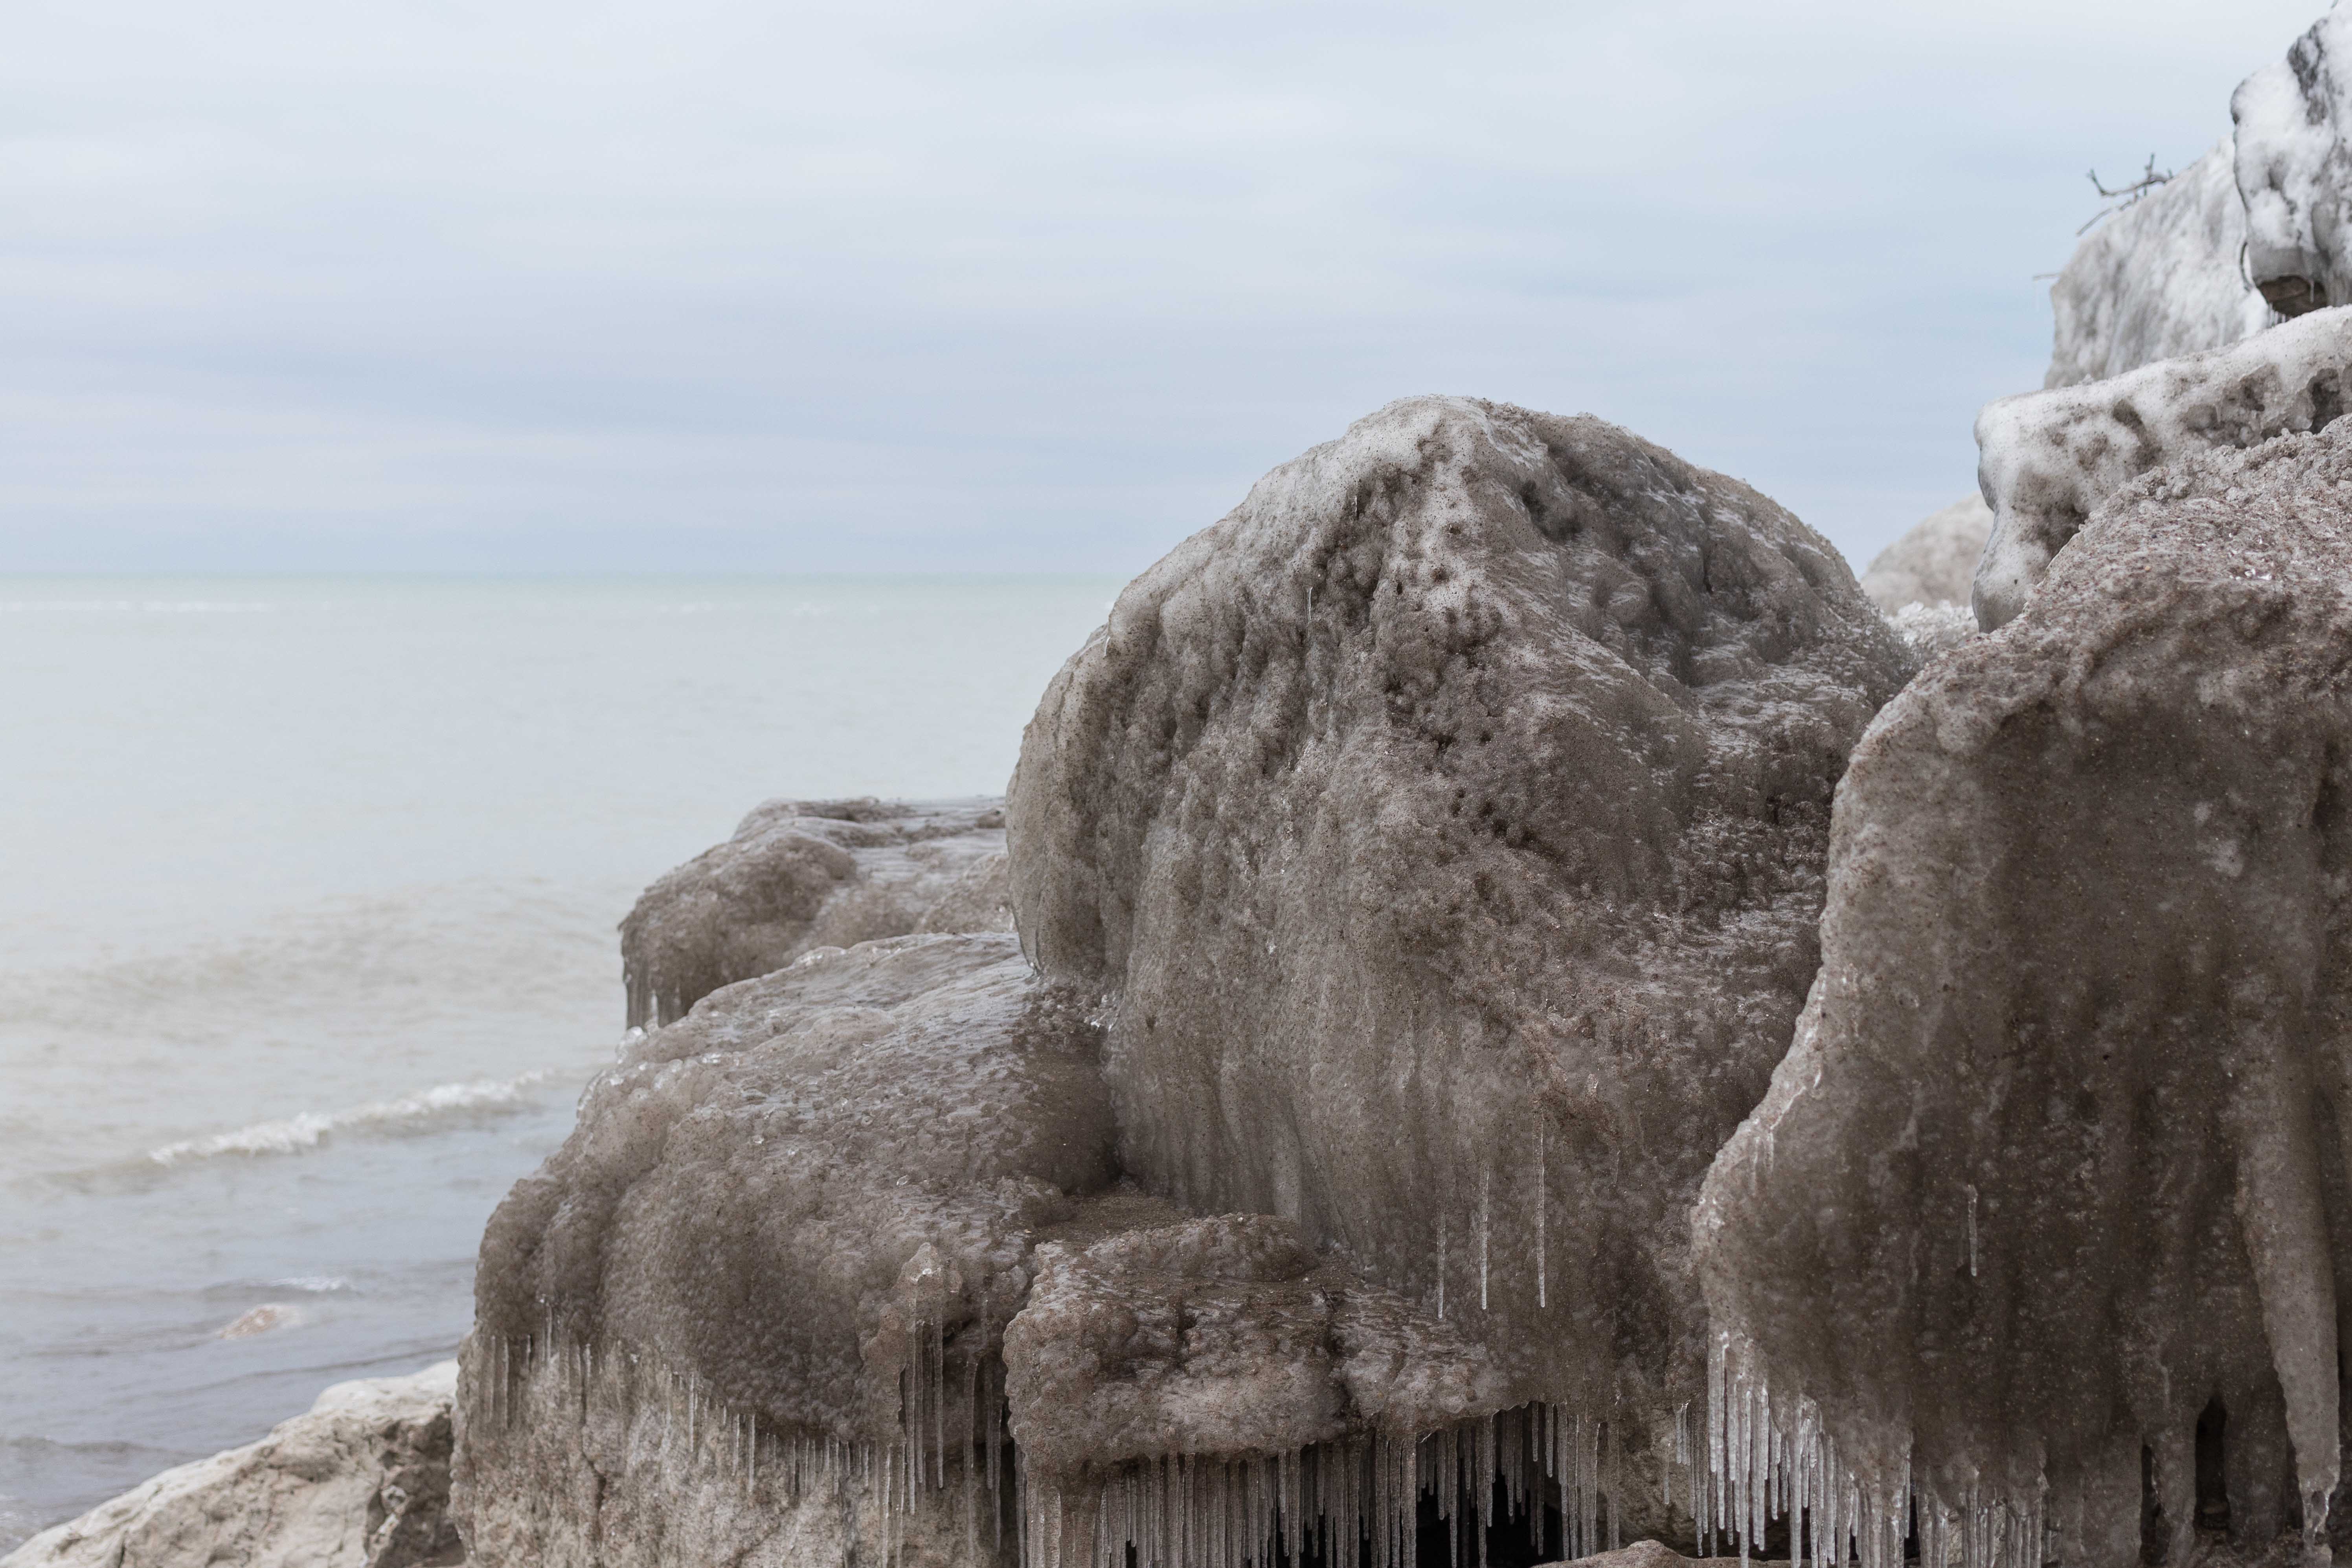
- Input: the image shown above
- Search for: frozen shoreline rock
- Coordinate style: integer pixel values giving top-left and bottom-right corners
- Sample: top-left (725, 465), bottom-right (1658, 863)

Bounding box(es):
top-left (2046, 140), bottom-right (2273, 389)
top-left (619, 797), bottom-right (1009, 1029)
top-left (1006, 395), bottom-right (1912, 1556)
top-left (1, 1364), bottom-right (461, 1568)
top-left (1972, 303), bottom-right (2352, 627)
top-left (1696, 419), bottom-right (2352, 1568)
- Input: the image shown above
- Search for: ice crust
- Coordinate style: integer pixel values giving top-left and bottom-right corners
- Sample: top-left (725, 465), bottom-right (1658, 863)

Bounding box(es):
top-left (1696, 417), bottom-right (2352, 1568)
top-left (619, 798), bottom-right (1010, 1028)
top-left (1005, 396), bottom-right (1913, 1554)
top-left (2234, 9), bottom-right (2352, 319)
top-left (2047, 142), bottom-right (2274, 389)
top-left (1972, 303), bottom-right (2352, 627)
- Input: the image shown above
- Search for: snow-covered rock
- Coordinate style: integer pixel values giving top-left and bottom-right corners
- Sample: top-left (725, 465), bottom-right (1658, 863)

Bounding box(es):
top-left (2047, 142), bottom-right (2273, 388)
top-left (2234, 8), bottom-right (2352, 318)
top-left (1, 1364), bottom-right (461, 1568)
top-left (1696, 417), bottom-right (2352, 1568)
top-left (618, 797), bottom-right (1008, 1028)
top-left (1973, 303), bottom-right (2352, 627)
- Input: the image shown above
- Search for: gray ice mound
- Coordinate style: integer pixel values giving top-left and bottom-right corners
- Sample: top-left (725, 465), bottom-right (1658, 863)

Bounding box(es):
top-left (1972, 303), bottom-right (2352, 627)
top-left (1007, 393), bottom-right (1914, 1551)
top-left (620, 797), bottom-right (1009, 1029)
top-left (1696, 416), bottom-right (2352, 1568)
top-left (2047, 140), bottom-right (2274, 388)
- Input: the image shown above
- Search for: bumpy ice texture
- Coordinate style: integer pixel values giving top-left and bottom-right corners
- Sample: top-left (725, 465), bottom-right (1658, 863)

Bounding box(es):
top-left (1007, 395), bottom-right (1915, 1559)
top-left (1971, 303), bottom-right (2352, 628)
top-left (2234, 7), bottom-right (2352, 319)
top-left (458, 932), bottom-right (1115, 1567)
top-left (620, 798), bottom-right (1009, 1028)
top-left (2046, 140), bottom-right (2274, 389)
top-left (1696, 418), bottom-right (2352, 1568)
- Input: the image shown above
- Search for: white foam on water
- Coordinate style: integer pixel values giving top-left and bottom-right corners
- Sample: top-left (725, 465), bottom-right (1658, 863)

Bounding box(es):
top-left (146, 1073), bottom-right (553, 1165)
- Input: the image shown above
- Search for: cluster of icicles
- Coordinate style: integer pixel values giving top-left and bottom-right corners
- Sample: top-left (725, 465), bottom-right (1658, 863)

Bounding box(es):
top-left (476, 1318), bottom-right (2075, 1568)
top-left (1702, 1332), bottom-right (2047, 1568)
top-left (1029, 1401), bottom-right (1638, 1568)
top-left (473, 1322), bottom-right (1668, 1568)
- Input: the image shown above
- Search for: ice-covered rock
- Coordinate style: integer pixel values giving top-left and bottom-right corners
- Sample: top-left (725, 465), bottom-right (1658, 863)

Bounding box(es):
top-left (1007, 395), bottom-right (1914, 1560)
top-left (619, 798), bottom-right (1009, 1028)
top-left (2234, 8), bottom-right (2352, 319)
top-left (1858, 496), bottom-right (1991, 613)
top-left (1972, 303), bottom-right (2352, 627)
top-left (1, 1363), bottom-right (461, 1568)
top-left (1695, 418), bottom-right (2352, 1568)
top-left (457, 931), bottom-right (1112, 1566)
top-left (2047, 142), bottom-right (2273, 388)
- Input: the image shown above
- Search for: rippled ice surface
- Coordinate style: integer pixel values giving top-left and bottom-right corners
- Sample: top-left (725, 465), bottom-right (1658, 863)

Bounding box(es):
top-left (0, 575), bottom-right (1119, 1550)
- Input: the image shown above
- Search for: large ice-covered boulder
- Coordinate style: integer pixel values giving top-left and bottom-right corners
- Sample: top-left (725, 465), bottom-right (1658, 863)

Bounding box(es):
top-left (1972, 303), bottom-right (2352, 627)
top-left (619, 798), bottom-right (1009, 1029)
top-left (2046, 141), bottom-right (2273, 388)
top-left (2235, 8), bottom-right (2352, 318)
top-left (2, 1364), bottom-right (462, 1568)
top-left (1696, 418), bottom-right (2352, 1568)
top-left (1007, 395), bottom-right (1914, 1551)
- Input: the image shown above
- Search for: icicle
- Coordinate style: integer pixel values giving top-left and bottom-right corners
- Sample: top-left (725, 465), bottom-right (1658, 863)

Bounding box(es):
top-left (1437, 1212), bottom-right (1448, 1320)
top-left (1535, 1123), bottom-right (1547, 1309)
top-left (1479, 1165), bottom-right (1491, 1313)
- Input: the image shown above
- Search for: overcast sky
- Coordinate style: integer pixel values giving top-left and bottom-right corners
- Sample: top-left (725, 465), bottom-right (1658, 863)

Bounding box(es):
top-left (0, 0), bottom-right (2331, 576)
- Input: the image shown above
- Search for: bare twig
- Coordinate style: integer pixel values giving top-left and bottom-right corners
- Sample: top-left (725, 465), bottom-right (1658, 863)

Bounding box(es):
top-left (2076, 154), bottom-right (2174, 234)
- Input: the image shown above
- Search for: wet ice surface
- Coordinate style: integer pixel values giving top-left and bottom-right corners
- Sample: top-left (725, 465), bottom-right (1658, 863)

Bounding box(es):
top-left (0, 574), bottom-right (1120, 1551)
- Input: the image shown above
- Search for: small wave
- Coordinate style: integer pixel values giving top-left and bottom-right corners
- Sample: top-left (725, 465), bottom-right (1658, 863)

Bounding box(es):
top-left (267, 1275), bottom-right (352, 1294)
top-left (147, 1073), bottom-right (552, 1165)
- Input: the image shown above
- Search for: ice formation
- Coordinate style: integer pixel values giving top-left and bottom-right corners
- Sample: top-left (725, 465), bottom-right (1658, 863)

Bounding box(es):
top-left (455, 395), bottom-right (1919, 1568)
top-left (2046, 141), bottom-right (2274, 389)
top-left (619, 797), bottom-right (1009, 1028)
top-left (2234, 8), bottom-right (2352, 319)
top-left (1858, 496), bottom-right (1991, 615)
top-left (1696, 416), bottom-right (2352, 1568)
top-left (458, 933), bottom-right (1115, 1564)
top-left (1972, 303), bottom-right (2352, 628)
top-left (1005, 396), bottom-right (1913, 1557)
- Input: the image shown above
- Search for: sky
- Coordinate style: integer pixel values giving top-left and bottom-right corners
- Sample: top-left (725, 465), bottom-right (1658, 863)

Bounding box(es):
top-left (0, 0), bottom-right (2333, 577)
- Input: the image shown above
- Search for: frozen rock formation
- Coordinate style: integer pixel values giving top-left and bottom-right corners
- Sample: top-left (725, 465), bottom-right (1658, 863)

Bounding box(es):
top-left (2234, 7), bottom-right (2352, 319)
top-left (458, 931), bottom-right (1111, 1566)
top-left (1858, 496), bottom-right (1991, 614)
top-left (620, 798), bottom-right (1009, 1028)
top-left (2047, 141), bottom-right (2273, 388)
top-left (1696, 418), bottom-right (2352, 1568)
top-left (1007, 395), bottom-right (1914, 1560)
top-left (1861, 497), bottom-right (1990, 664)
top-left (1972, 303), bottom-right (2352, 627)
top-left (2, 1363), bottom-right (461, 1568)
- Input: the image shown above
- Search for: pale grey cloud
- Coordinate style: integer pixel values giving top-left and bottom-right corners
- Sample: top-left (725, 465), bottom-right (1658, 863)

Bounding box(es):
top-left (0, 0), bottom-right (2329, 574)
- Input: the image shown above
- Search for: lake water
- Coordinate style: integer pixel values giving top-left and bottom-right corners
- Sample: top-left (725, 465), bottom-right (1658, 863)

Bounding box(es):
top-left (0, 574), bottom-right (1122, 1551)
